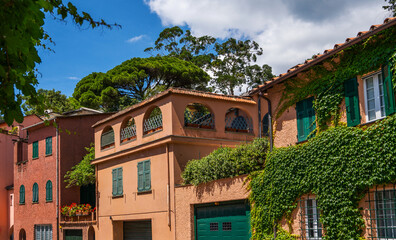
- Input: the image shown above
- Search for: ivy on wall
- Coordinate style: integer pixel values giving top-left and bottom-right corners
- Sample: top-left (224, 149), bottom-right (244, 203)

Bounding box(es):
top-left (276, 27), bottom-right (396, 131)
top-left (249, 114), bottom-right (396, 239)
top-left (182, 138), bottom-right (268, 185)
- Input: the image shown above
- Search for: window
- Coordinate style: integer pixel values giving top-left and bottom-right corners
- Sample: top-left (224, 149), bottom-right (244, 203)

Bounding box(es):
top-left (19, 185), bottom-right (25, 204)
top-left (138, 160), bottom-right (151, 192)
top-left (45, 137), bottom-right (52, 155)
top-left (112, 167), bottom-right (123, 196)
top-left (304, 198), bottom-right (322, 240)
top-left (35, 225), bottom-right (52, 240)
top-left (32, 183), bottom-right (39, 203)
top-left (101, 126), bottom-right (115, 150)
top-left (32, 141), bottom-right (38, 159)
top-left (375, 190), bottom-right (396, 239)
top-left (296, 97), bottom-right (316, 142)
top-left (46, 180), bottom-right (52, 202)
top-left (364, 72), bottom-right (386, 122)
top-left (344, 77), bottom-right (361, 126)
top-left (262, 113), bottom-right (269, 136)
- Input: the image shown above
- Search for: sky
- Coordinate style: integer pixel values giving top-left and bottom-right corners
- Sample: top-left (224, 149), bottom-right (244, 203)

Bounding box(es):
top-left (37, 0), bottom-right (391, 97)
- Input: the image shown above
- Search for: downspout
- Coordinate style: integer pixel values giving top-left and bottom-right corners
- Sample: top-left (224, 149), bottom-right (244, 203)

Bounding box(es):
top-left (166, 143), bottom-right (171, 227)
top-left (260, 93), bottom-right (273, 151)
top-left (55, 119), bottom-right (60, 240)
top-left (259, 92), bottom-right (276, 238)
top-left (258, 94), bottom-right (262, 138)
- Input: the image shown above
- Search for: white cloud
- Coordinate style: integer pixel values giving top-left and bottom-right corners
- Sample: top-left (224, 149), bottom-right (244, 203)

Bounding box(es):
top-left (67, 76), bottom-right (80, 80)
top-left (126, 35), bottom-right (146, 43)
top-left (145, 0), bottom-right (390, 75)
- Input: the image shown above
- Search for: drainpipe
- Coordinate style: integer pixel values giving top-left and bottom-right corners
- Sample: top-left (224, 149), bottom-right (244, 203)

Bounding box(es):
top-left (166, 143), bottom-right (171, 227)
top-left (260, 93), bottom-right (273, 151)
top-left (55, 119), bottom-right (60, 240)
top-left (258, 94), bottom-right (262, 138)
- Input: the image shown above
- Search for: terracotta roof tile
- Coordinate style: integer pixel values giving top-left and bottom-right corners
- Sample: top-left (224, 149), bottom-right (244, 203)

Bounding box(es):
top-left (249, 17), bottom-right (396, 95)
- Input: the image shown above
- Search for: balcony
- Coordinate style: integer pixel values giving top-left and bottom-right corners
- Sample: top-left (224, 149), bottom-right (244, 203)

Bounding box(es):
top-left (60, 203), bottom-right (96, 225)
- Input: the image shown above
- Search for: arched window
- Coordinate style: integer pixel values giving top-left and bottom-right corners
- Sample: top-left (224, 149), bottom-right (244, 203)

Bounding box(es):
top-left (19, 185), bottom-right (25, 204)
top-left (120, 117), bottom-right (136, 143)
top-left (143, 107), bottom-right (163, 135)
top-left (184, 103), bottom-right (214, 129)
top-left (19, 229), bottom-right (26, 240)
top-left (225, 108), bottom-right (253, 133)
top-left (46, 180), bottom-right (52, 202)
top-left (32, 183), bottom-right (38, 203)
top-left (262, 113), bottom-right (269, 136)
top-left (101, 126), bottom-right (115, 150)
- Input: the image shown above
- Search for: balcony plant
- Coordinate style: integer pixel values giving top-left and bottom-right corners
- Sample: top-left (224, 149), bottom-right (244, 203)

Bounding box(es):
top-left (60, 203), bottom-right (93, 217)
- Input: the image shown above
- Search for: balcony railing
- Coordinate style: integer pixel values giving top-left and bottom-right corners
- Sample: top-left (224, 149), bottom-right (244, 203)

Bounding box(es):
top-left (143, 114), bottom-right (163, 135)
top-left (225, 115), bottom-right (253, 133)
top-left (184, 111), bottom-right (214, 129)
top-left (60, 211), bottom-right (96, 224)
top-left (120, 125), bottom-right (137, 143)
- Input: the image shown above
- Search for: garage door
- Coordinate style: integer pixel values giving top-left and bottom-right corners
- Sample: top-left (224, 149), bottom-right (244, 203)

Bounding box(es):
top-left (195, 202), bottom-right (251, 240)
top-left (65, 229), bottom-right (82, 240)
top-left (123, 221), bottom-right (152, 240)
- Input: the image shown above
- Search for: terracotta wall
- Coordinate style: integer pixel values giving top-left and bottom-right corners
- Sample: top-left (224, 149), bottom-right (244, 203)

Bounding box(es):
top-left (174, 175), bottom-right (249, 240)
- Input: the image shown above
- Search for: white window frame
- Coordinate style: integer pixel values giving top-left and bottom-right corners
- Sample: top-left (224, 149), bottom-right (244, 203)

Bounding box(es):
top-left (363, 71), bottom-right (386, 123)
top-left (375, 190), bottom-right (396, 240)
top-left (305, 198), bottom-right (322, 240)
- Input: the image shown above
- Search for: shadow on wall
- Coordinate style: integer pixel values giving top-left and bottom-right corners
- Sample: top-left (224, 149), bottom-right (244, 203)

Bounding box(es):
top-left (193, 175), bottom-right (248, 200)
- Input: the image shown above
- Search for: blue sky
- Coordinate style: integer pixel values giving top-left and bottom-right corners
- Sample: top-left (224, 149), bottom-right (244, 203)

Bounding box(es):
top-left (37, 0), bottom-right (390, 97)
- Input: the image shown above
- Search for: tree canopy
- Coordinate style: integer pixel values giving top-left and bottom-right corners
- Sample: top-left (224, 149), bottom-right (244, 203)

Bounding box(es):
top-left (21, 88), bottom-right (79, 115)
top-left (64, 144), bottom-right (95, 188)
top-left (0, 0), bottom-right (117, 125)
top-left (146, 27), bottom-right (274, 95)
top-left (73, 56), bottom-right (211, 112)
top-left (384, 0), bottom-right (396, 16)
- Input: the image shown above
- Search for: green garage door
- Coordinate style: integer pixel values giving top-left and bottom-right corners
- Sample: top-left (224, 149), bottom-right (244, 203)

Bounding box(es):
top-left (195, 202), bottom-right (251, 240)
top-left (65, 229), bottom-right (82, 240)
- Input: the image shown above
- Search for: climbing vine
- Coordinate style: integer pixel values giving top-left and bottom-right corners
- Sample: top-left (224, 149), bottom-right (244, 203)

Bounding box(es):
top-left (276, 27), bottom-right (396, 131)
top-left (249, 114), bottom-right (396, 239)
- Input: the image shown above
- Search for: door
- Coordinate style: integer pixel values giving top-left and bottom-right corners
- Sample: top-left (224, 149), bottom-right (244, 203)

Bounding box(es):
top-left (65, 229), bottom-right (83, 240)
top-left (196, 202), bottom-right (251, 240)
top-left (123, 221), bottom-right (152, 240)
top-left (34, 225), bottom-right (52, 240)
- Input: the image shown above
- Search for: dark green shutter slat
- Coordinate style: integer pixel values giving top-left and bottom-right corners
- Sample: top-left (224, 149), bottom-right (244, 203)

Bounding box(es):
top-left (138, 162), bottom-right (144, 191)
top-left (344, 77), bottom-right (361, 126)
top-left (20, 185), bottom-right (25, 204)
top-left (296, 101), bottom-right (306, 141)
top-left (144, 161), bottom-right (151, 191)
top-left (112, 169), bottom-right (117, 196)
top-left (46, 181), bottom-right (52, 201)
top-left (46, 137), bottom-right (52, 155)
top-left (33, 183), bottom-right (38, 203)
top-left (33, 141), bottom-right (38, 159)
top-left (117, 168), bottom-right (123, 195)
top-left (296, 98), bottom-right (316, 142)
top-left (382, 63), bottom-right (396, 116)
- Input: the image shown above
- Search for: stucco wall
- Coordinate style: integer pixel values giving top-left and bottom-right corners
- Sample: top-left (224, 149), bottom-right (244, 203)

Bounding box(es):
top-left (175, 175), bottom-right (249, 240)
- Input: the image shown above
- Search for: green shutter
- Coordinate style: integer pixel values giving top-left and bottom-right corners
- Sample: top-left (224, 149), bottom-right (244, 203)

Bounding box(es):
top-left (46, 181), bottom-right (52, 201)
top-left (344, 77), bottom-right (361, 126)
top-left (112, 169), bottom-right (117, 196)
top-left (33, 183), bottom-right (38, 203)
top-left (296, 101), bottom-right (306, 141)
top-left (117, 168), bottom-right (123, 195)
top-left (382, 63), bottom-right (396, 116)
top-left (20, 185), bottom-right (25, 204)
top-left (33, 141), bottom-right (38, 159)
top-left (296, 98), bottom-right (316, 142)
top-left (138, 162), bottom-right (144, 191)
top-left (45, 137), bottom-right (52, 155)
top-left (144, 160), bottom-right (151, 191)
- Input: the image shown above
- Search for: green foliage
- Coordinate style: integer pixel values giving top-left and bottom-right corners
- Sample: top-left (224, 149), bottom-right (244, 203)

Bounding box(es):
top-left (64, 144), bottom-right (95, 188)
top-left (144, 26), bottom-right (216, 68)
top-left (0, 0), bottom-right (118, 125)
top-left (212, 38), bottom-right (273, 95)
top-left (182, 138), bottom-right (269, 185)
top-left (275, 228), bottom-right (299, 240)
top-left (276, 27), bottom-right (396, 131)
top-left (383, 0), bottom-right (396, 16)
top-left (73, 56), bottom-right (210, 111)
top-left (21, 88), bottom-right (78, 115)
top-left (249, 114), bottom-right (396, 239)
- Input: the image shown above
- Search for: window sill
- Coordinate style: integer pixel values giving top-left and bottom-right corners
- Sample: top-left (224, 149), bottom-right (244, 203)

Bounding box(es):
top-left (112, 194), bottom-right (124, 199)
top-left (46, 200), bottom-right (53, 203)
top-left (184, 126), bottom-right (216, 132)
top-left (362, 116), bottom-right (386, 126)
top-left (19, 203), bottom-right (25, 205)
top-left (120, 138), bottom-right (137, 145)
top-left (45, 153), bottom-right (52, 157)
top-left (137, 190), bottom-right (152, 195)
top-left (225, 130), bottom-right (254, 135)
top-left (296, 139), bottom-right (308, 145)
top-left (143, 129), bottom-right (163, 138)
top-left (101, 146), bottom-right (115, 152)
top-left (32, 202), bottom-right (39, 204)
top-left (32, 157), bottom-right (39, 160)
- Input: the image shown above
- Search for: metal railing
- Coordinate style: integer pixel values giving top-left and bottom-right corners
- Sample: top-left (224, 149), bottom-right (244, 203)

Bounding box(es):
top-left (120, 125), bottom-right (137, 142)
top-left (184, 111), bottom-right (214, 129)
top-left (143, 114), bottom-right (163, 135)
top-left (101, 129), bottom-right (115, 149)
